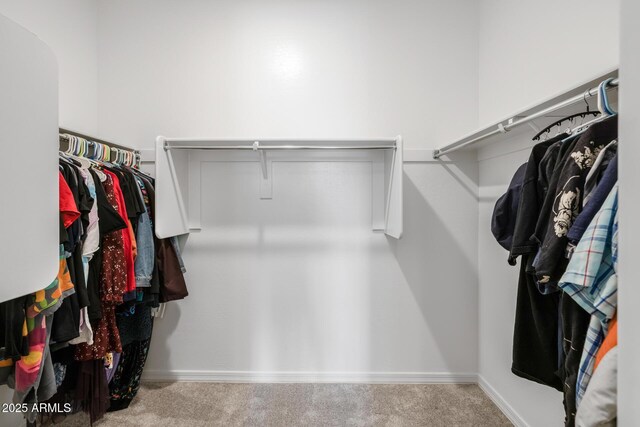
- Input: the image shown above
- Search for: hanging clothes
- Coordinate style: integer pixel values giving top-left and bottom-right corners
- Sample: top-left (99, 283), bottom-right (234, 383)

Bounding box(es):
top-left (0, 135), bottom-right (188, 425)
top-left (502, 132), bottom-right (569, 391)
top-left (75, 173), bottom-right (128, 361)
top-left (575, 347), bottom-right (617, 427)
top-left (492, 113), bottom-right (619, 427)
top-left (559, 185), bottom-right (618, 406)
top-left (534, 117), bottom-right (617, 289)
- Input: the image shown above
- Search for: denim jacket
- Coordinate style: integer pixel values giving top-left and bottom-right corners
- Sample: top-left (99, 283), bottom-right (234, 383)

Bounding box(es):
top-left (134, 176), bottom-right (154, 287)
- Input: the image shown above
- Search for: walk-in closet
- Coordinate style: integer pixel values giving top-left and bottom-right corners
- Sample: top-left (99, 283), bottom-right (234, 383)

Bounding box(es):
top-left (1, 1), bottom-right (638, 426)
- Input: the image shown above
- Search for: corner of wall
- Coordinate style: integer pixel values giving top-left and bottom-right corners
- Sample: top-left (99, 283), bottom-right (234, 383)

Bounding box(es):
top-left (477, 375), bottom-right (529, 427)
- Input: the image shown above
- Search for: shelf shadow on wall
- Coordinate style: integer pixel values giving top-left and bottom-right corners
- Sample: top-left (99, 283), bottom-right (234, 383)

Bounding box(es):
top-left (146, 299), bottom-right (183, 375)
top-left (387, 166), bottom-right (479, 373)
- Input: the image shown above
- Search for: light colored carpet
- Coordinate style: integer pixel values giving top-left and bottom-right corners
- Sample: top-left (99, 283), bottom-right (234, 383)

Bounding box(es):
top-left (58, 382), bottom-right (512, 426)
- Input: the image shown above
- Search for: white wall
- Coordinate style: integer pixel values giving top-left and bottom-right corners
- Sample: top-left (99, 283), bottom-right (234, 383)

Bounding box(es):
top-left (0, 0), bottom-right (98, 134)
top-left (97, 0), bottom-right (477, 151)
top-left (97, 0), bottom-right (482, 379)
top-left (477, 133), bottom-right (565, 427)
top-left (476, 1), bottom-right (620, 426)
top-left (478, 0), bottom-right (620, 125)
top-left (618, 0), bottom-right (639, 424)
top-left (146, 155), bottom-right (479, 379)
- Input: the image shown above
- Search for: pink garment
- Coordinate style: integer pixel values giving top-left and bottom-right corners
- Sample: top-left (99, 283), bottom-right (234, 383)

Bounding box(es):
top-left (14, 315), bottom-right (46, 393)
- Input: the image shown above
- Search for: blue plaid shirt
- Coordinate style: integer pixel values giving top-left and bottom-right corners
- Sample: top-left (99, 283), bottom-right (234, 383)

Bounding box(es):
top-left (558, 184), bottom-right (618, 407)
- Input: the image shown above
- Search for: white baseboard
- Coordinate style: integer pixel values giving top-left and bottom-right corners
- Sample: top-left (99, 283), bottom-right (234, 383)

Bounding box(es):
top-left (142, 370), bottom-right (478, 384)
top-left (477, 375), bottom-right (528, 427)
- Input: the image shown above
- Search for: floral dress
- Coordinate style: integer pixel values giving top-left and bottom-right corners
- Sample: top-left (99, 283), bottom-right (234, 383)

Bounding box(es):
top-left (75, 175), bottom-right (126, 361)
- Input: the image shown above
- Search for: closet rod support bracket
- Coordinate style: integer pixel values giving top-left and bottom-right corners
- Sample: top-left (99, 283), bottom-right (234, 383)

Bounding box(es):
top-left (255, 141), bottom-right (269, 179)
top-left (497, 122), bottom-right (510, 133)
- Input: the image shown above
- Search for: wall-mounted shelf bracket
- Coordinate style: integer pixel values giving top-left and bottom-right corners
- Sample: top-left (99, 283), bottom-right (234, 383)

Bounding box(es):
top-left (255, 141), bottom-right (269, 179)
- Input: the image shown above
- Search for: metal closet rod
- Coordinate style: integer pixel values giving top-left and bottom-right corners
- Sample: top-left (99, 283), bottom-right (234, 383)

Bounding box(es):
top-left (59, 127), bottom-right (140, 153)
top-left (163, 138), bottom-right (398, 151)
top-left (433, 78), bottom-right (619, 159)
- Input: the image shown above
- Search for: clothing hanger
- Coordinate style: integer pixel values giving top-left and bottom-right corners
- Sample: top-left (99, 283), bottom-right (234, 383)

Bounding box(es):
top-left (80, 142), bottom-right (101, 168)
top-left (58, 149), bottom-right (75, 163)
top-left (66, 134), bottom-right (74, 154)
top-left (59, 150), bottom-right (82, 167)
top-left (571, 112), bottom-right (616, 136)
top-left (59, 134), bottom-right (75, 162)
top-left (64, 134), bottom-right (76, 155)
top-left (79, 138), bottom-right (87, 157)
top-left (532, 111), bottom-right (600, 141)
top-left (63, 135), bottom-right (99, 169)
top-left (597, 79), bottom-right (609, 115)
top-left (88, 143), bottom-right (108, 179)
top-left (63, 135), bottom-right (84, 165)
top-left (568, 78), bottom-right (617, 137)
top-left (65, 140), bottom-right (92, 169)
top-left (73, 136), bottom-right (82, 157)
top-left (600, 78), bottom-right (616, 115)
top-left (63, 135), bottom-right (72, 154)
top-left (130, 167), bottom-right (153, 180)
top-left (74, 153), bottom-right (92, 169)
top-left (87, 140), bottom-right (97, 160)
top-left (96, 142), bottom-right (104, 161)
top-left (532, 86), bottom-right (602, 141)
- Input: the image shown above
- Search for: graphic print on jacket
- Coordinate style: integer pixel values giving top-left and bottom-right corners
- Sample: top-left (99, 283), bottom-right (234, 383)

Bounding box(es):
top-left (553, 177), bottom-right (580, 238)
top-left (570, 144), bottom-right (602, 171)
top-left (534, 116), bottom-right (617, 287)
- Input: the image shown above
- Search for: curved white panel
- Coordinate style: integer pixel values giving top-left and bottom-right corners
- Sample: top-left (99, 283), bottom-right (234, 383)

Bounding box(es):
top-left (155, 136), bottom-right (190, 238)
top-left (384, 136), bottom-right (403, 239)
top-left (0, 14), bottom-right (59, 302)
